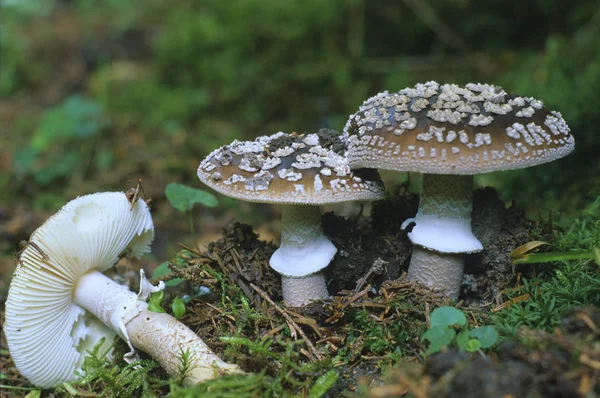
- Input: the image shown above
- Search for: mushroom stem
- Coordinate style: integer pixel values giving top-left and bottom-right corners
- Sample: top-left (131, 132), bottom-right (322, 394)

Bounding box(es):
top-left (127, 310), bottom-right (242, 384)
top-left (74, 270), bottom-right (241, 383)
top-left (404, 174), bottom-right (482, 298)
top-left (280, 273), bottom-right (329, 307)
top-left (419, 174), bottom-right (473, 220)
top-left (407, 247), bottom-right (465, 298)
top-left (269, 205), bottom-right (336, 306)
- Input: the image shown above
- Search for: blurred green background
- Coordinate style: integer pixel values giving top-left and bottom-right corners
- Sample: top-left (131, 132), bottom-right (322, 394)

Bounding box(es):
top-left (1, 0), bottom-right (599, 256)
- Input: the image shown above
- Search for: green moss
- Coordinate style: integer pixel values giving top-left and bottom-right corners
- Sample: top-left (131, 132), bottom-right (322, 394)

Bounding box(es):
top-left (492, 213), bottom-right (600, 336)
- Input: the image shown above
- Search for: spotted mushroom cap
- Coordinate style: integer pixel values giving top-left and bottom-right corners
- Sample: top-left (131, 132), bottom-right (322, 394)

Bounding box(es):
top-left (4, 192), bottom-right (154, 388)
top-left (197, 129), bottom-right (385, 205)
top-left (344, 81), bottom-right (575, 174)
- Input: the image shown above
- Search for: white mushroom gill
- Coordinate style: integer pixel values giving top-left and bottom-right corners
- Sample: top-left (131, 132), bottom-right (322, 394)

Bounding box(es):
top-left (269, 205), bottom-right (336, 306)
top-left (401, 174), bottom-right (482, 298)
top-left (4, 192), bottom-right (241, 388)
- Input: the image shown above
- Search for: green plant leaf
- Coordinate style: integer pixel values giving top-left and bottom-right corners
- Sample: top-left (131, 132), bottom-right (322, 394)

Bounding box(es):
top-left (31, 95), bottom-right (108, 151)
top-left (421, 325), bottom-right (456, 354)
top-left (430, 306), bottom-right (467, 328)
top-left (510, 241), bottom-right (549, 262)
top-left (512, 250), bottom-right (596, 264)
top-left (152, 262), bottom-right (184, 287)
top-left (469, 326), bottom-right (499, 349)
top-left (165, 182), bottom-right (218, 212)
top-left (455, 328), bottom-right (470, 350)
top-left (60, 382), bottom-right (79, 396)
top-left (147, 291), bottom-right (166, 313)
top-left (172, 296), bottom-right (186, 319)
top-left (308, 370), bottom-right (339, 398)
top-left (465, 339), bottom-right (482, 352)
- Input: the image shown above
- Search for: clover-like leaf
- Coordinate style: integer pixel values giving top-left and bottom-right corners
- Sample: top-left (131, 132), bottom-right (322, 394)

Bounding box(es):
top-left (469, 325), bottom-right (499, 349)
top-left (430, 306), bottom-right (467, 328)
top-left (165, 183), bottom-right (218, 212)
top-left (422, 325), bottom-right (456, 355)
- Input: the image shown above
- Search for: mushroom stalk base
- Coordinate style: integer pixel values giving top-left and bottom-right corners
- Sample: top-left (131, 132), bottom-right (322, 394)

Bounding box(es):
top-left (127, 310), bottom-right (242, 384)
top-left (74, 271), bottom-right (241, 383)
top-left (404, 174), bottom-right (481, 298)
top-left (270, 205), bottom-right (336, 306)
top-left (281, 273), bottom-right (329, 307)
top-left (407, 246), bottom-right (464, 299)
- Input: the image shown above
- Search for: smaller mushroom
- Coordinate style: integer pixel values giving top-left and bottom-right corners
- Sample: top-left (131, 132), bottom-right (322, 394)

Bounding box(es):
top-left (344, 81), bottom-right (575, 298)
top-left (198, 129), bottom-right (385, 306)
top-left (4, 192), bottom-right (241, 388)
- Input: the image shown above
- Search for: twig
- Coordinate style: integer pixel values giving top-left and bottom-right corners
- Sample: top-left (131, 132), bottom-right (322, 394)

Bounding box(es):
top-left (354, 258), bottom-right (387, 294)
top-left (250, 283), bottom-right (323, 362)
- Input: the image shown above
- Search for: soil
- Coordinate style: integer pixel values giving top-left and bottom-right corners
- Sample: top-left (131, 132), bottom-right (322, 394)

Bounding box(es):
top-left (323, 184), bottom-right (417, 294)
top-left (325, 185), bottom-right (531, 301)
top-left (464, 187), bottom-right (533, 302)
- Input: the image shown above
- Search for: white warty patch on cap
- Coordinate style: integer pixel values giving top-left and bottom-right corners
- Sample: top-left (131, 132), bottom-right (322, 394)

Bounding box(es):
top-left (4, 192), bottom-right (154, 388)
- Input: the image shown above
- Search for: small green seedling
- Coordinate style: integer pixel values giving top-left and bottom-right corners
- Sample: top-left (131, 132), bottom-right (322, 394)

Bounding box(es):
top-left (165, 182), bottom-right (218, 233)
top-left (147, 291), bottom-right (187, 319)
top-left (172, 296), bottom-right (186, 319)
top-left (147, 291), bottom-right (167, 313)
top-left (308, 370), bottom-right (339, 398)
top-left (176, 348), bottom-right (194, 385)
top-left (421, 306), bottom-right (499, 355)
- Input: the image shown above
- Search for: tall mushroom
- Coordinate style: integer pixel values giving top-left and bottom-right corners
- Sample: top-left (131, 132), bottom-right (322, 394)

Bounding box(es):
top-left (344, 81), bottom-right (575, 298)
top-left (4, 192), bottom-right (241, 388)
top-left (198, 129), bottom-right (385, 306)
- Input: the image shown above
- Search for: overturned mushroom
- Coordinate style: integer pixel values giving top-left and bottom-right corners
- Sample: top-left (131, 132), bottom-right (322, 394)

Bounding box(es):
top-left (198, 130), bottom-right (385, 306)
top-left (4, 192), bottom-right (241, 388)
top-left (345, 81), bottom-right (575, 298)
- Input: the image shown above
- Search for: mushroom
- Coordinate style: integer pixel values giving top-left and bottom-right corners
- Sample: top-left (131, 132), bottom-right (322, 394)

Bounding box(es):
top-left (4, 191), bottom-right (241, 388)
top-left (198, 129), bottom-right (385, 306)
top-left (344, 81), bottom-right (575, 298)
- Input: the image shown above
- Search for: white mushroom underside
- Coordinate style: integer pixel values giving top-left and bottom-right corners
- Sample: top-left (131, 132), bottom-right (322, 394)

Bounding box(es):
top-left (4, 192), bottom-right (153, 388)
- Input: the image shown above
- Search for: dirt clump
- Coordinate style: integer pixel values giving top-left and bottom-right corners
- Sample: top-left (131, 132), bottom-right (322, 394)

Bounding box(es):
top-left (464, 187), bottom-right (532, 302)
top-left (165, 222), bottom-right (281, 304)
top-left (323, 184), bottom-right (418, 294)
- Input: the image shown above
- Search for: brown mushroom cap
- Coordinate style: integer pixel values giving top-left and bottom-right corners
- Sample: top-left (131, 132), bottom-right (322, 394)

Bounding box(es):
top-left (344, 81), bottom-right (575, 174)
top-left (197, 130), bottom-right (385, 205)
